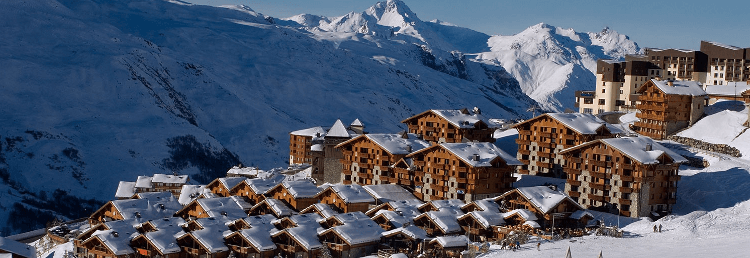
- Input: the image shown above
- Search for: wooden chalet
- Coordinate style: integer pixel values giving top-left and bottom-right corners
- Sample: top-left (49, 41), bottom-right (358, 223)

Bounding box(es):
top-left (404, 142), bottom-right (522, 202)
top-left (270, 227), bottom-right (325, 258)
top-left (412, 209), bottom-right (464, 237)
top-left (318, 220), bottom-right (384, 258)
top-left (401, 108), bottom-right (496, 144)
top-left (319, 212), bottom-right (372, 229)
top-left (512, 113), bottom-right (623, 177)
top-left (370, 210), bottom-right (412, 231)
top-left (315, 184), bottom-right (375, 213)
top-left (130, 229), bottom-right (183, 258)
top-left (89, 196), bottom-right (181, 225)
top-left (705, 82), bottom-right (750, 104)
top-left (265, 180), bottom-right (320, 211)
top-left (0, 235), bottom-right (36, 258)
top-left (380, 226), bottom-right (429, 254)
top-left (493, 186), bottom-right (583, 228)
top-left (174, 196), bottom-right (251, 220)
top-left (336, 133), bottom-right (430, 185)
top-left (560, 136), bottom-right (686, 217)
top-left (299, 203), bottom-right (339, 219)
top-left (457, 211), bottom-right (505, 242)
top-left (460, 199), bottom-right (501, 213)
top-left (425, 236), bottom-right (468, 258)
top-left (175, 229), bottom-right (230, 258)
top-left (416, 199), bottom-right (465, 213)
top-left (206, 177), bottom-right (246, 197)
top-left (288, 126), bottom-right (327, 165)
top-left (228, 174), bottom-right (285, 205)
top-left (247, 199), bottom-right (295, 218)
top-left (223, 215), bottom-right (278, 258)
top-left (364, 199), bottom-right (423, 217)
top-left (633, 79), bottom-right (707, 139)
top-left (74, 220), bottom-right (139, 258)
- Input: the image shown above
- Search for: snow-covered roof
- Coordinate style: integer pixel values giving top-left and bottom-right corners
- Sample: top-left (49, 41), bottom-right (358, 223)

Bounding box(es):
top-left (562, 136), bottom-right (687, 165)
top-left (364, 134), bottom-right (431, 155)
top-left (218, 177), bottom-right (246, 191)
top-left (430, 109), bottom-right (486, 129)
top-left (272, 225), bottom-right (324, 251)
top-left (178, 185), bottom-right (208, 205)
top-left (141, 218), bottom-right (185, 254)
top-left (115, 181), bottom-right (136, 198)
top-left (648, 79), bottom-right (707, 96)
top-left (373, 210), bottom-right (411, 228)
top-left (382, 225), bottom-right (428, 240)
top-left (134, 191), bottom-right (175, 201)
top-left (462, 198), bottom-right (500, 212)
top-left (438, 142), bottom-right (523, 167)
top-left (569, 210), bottom-right (594, 220)
top-left (421, 199), bottom-right (465, 211)
top-left (90, 229), bottom-right (136, 255)
top-left (418, 209), bottom-right (464, 234)
top-left (704, 41), bottom-right (742, 50)
top-left (459, 211), bottom-right (505, 229)
top-left (545, 113), bottom-right (625, 135)
top-left (290, 126), bottom-right (327, 137)
top-left (111, 196), bottom-right (182, 221)
top-left (190, 227), bottom-right (230, 253)
top-left (327, 119), bottom-right (352, 138)
top-left (430, 235), bottom-right (468, 248)
top-left (247, 174), bottom-right (286, 194)
top-left (0, 236), bottom-right (36, 258)
top-left (523, 220), bottom-right (541, 228)
top-left (226, 166), bottom-right (263, 177)
top-left (197, 196), bottom-right (251, 219)
top-left (152, 174), bottom-right (189, 184)
top-left (705, 82), bottom-right (750, 97)
top-left (135, 176), bottom-right (153, 189)
top-left (253, 199), bottom-right (294, 218)
top-left (502, 209), bottom-right (538, 221)
top-left (513, 186), bottom-right (575, 214)
top-left (351, 119), bottom-right (364, 127)
top-left (236, 227), bottom-right (276, 252)
top-left (191, 216), bottom-right (233, 230)
top-left (330, 212), bottom-right (371, 224)
top-left (285, 213), bottom-right (324, 228)
top-left (243, 214), bottom-right (278, 228)
top-left (281, 180), bottom-right (321, 198)
top-left (323, 220), bottom-right (384, 245)
top-left (300, 203), bottom-right (339, 218)
top-left (323, 184), bottom-right (375, 203)
top-left (362, 184), bottom-right (420, 203)
top-left (311, 144), bottom-right (323, 151)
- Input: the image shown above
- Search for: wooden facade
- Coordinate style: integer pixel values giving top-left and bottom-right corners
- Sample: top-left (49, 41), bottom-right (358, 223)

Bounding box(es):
top-left (228, 180), bottom-right (267, 206)
top-left (224, 232), bottom-right (277, 258)
top-left (560, 138), bottom-right (682, 218)
top-left (265, 184), bottom-right (319, 211)
top-left (175, 234), bottom-right (229, 258)
top-left (634, 80), bottom-right (706, 140)
top-left (75, 236), bottom-right (131, 258)
top-left (405, 143), bottom-right (517, 202)
top-left (493, 187), bottom-right (582, 228)
top-left (88, 202), bottom-right (124, 225)
top-left (270, 231), bottom-right (323, 258)
top-left (130, 235), bottom-right (181, 258)
top-left (512, 113), bottom-right (618, 177)
top-left (401, 109), bottom-right (495, 144)
top-left (317, 230), bottom-right (379, 258)
top-left (336, 134), bottom-right (424, 186)
top-left (315, 188), bottom-right (372, 213)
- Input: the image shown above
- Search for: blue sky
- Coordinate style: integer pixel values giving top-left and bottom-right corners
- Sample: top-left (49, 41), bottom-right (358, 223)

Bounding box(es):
top-left (188, 0), bottom-right (748, 50)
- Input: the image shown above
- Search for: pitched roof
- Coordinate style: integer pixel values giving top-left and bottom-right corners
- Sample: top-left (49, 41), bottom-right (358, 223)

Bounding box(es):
top-left (89, 229), bottom-right (136, 255)
top-left (330, 212), bottom-right (371, 225)
top-left (196, 196), bottom-right (251, 219)
top-left (643, 79), bottom-right (707, 96)
top-left (516, 186), bottom-right (575, 214)
top-left (569, 210), bottom-right (594, 220)
top-left (561, 136), bottom-right (688, 165)
top-left (438, 142), bottom-right (522, 167)
top-left (462, 199), bottom-right (500, 212)
top-left (0, 236), bottom-right (36, 258)
top-left (272, 224), bottom-right (324, 251)
top-left (233, 215), bottom-right (277, 252)
top-left (545, 113), bottom-right (625, 135)
top-left (284, 213), bottom-right (324, 228)
top-left (326, 119), bottom-right (351, 138)
top-left (110, 196), bottom-right (182, 221)
top-left (322, 220), bottom-right (384, 245)
top-left (218, 177), bottom-right (247, 190)
top-left (290, 126), bottom-right (328, 137)
top-left (350, 119), bottom-right (363, 127)
top-left (226, 166), bottom-right (263, 177)
top-left (502, 209), bottom-right (537, 221)
top-left (364, 134), bottom-right (431, 155)
top-left (178, 185), bottom-right (209, 205)
top-left (420, 199), bottom-right (465, 211)
top-left (247, 174), bottom-right (286, 194)
top-left (430, 235), bottom-right (468, 248)
top-left (252, 199), bottom-right (294, 218)
top-left (190, 227), bottom-right (230, 253)
top-left (458, 211), bottom-right (505, 229)
top-left (300, 203), bottom-right (339, 219)
top-left (705, 82), bottom-right (750, 97)
top-left (152, 174), bottom-right (189, 184)
top-left (281, 180), bottom-right (321, 198)
top-left (140, 218), bottom-right (185, 254)
top-left (321, 184), bottom-right (374, 204)
top-left (416, 209), bottom-right (464, 234)
top-left (381, 225), bottom-right (428, 240)
top-left (135, 176), bottom-right (153, 188)
top-left (403, 109), bottom-right (487, 129)
top-left (373, 210), bottom-right (411, 228)
top-left (115, 181), bottom-right (136, 199)
top-left (362, 184), bottom-right (420, 203)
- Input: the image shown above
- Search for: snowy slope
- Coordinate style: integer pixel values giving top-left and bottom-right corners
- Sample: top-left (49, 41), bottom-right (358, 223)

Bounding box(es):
top-left (477, 23), bottom-right (640, 111)
top-left (677, 100), bottom-right (750, 157)
top-left (0, 0), bottom-right (535, 234)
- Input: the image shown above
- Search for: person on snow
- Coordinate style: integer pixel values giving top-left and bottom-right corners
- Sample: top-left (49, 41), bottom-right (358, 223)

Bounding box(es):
top-left (659, 224), bottom-right (663, 232)
top-left (537, 242), bottom-right (541, 251)
top-left (653, 225), bottom-right (658, 232)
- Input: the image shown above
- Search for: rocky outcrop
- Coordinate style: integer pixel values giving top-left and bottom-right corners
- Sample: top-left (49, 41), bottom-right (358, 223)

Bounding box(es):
top-left (667, 135), bottom-right (742, 158)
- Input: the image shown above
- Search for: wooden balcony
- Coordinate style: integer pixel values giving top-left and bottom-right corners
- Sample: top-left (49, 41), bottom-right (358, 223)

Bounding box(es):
top-left (618, 199), bottom-right (631, 205)
top-left (564, 168), bottom-right (582, 175)
top-left (619, 175), bottom-right (634, 181)
top-left (567, 191), bottom-right (580, 197)
top-left (566, 179), bottom-right (581, 186)
top-left (589, 195), bottom-right (605, 202)
top-left (515, 139), bottom-right (530, 145)
top-left (518, 149), bottom-right (531, 155)
top-left (325, 242), bottom-right (346, 252)
top-left (618, 187), bottom-right (633, 194)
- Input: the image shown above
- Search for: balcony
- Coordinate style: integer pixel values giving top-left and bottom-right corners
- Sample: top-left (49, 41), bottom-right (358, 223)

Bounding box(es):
top-left (618, 199), bottom-right (631, 205)
top-left (518, 149), bottom-right (531, 155)
top-left (567, 191), bottom-right (580, 197)
top-left (515, 139), bottom-right (531, 145)
top-left (566, 179), bottom-right (581, 186)
top-left (618, 187), bottom-right (633, 193)
top-left (564, 168), bottom-right (582, 175)
top-left (325, 242), bottom-right (347, 251)
top-left (575, 91), bottom-right (596, 98)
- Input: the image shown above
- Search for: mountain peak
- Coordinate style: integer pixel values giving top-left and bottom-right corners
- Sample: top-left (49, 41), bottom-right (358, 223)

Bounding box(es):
top-left (366, 0), bottom-right (420, 27)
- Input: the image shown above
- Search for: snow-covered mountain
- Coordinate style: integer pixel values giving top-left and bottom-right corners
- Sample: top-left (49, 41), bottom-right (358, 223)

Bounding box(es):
top-left (477, 23), bottom-right (640, 111)
top-left (0, 0), bottom-right (534, 234)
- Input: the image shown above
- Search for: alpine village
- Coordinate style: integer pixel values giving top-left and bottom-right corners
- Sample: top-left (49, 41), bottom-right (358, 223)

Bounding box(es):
top-left (2, 17), bottom-right (750, 258)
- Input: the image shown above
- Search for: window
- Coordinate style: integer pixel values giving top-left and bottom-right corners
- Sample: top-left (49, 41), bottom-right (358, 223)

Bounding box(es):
top-left (602, 89), bottom-right (605, 93)
top-left (598, 99), bottom-right (606, 105)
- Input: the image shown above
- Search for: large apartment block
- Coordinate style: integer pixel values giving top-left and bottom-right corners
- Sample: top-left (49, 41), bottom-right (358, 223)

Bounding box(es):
top-left (576, 41), bottom-right (748, 115)
top-left (560, 136), bottom-right (685, 218)
top-left (512, 113), bottom-right (623, 178)
top-left (336, 133), bottom-right (431, 185)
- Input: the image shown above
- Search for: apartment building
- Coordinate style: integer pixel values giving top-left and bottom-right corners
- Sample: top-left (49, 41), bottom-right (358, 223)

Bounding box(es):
top-left (644, 48), bottom-right (708, 81)
top-left (559, 136), bottom-right (685, 218)
top-left (401, 108), bottom-right (495, 144)
top-left (700, 41), bottom-right (750, 85)
top-left (336, 133), bottom-right (431, 185)
top-left (512, 113), bottom-right (623, 178)
top-left (397, 142), bottom-right (521, 202)
top-left (577, 58), bottom-right (662, 114)
top-left (633, 79), bottom-right (706, 140)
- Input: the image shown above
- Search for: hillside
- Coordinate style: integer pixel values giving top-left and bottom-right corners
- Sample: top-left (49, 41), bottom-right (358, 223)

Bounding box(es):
top-left (0, 0), bottom-right (536, 234)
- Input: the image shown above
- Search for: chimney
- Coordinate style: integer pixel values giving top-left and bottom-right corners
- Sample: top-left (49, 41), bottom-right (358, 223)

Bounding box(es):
top-left (406, 144), bottom-right (412, 152)
top-left (473, 154), bottom-right (480, 161)
top-left (645, 143), bottom-right (652, 151)
top-left (667, 80), bottom-right (674, 87)
top-left (316, 132), bottom-right (321, 137)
